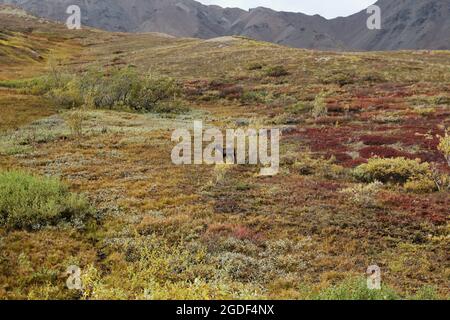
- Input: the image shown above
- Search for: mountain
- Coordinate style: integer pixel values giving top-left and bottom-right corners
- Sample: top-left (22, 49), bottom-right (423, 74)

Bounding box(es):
top-left (330, 0), bottom-right (450, 50)
top-left (1, 0), bottom-right (449, 51)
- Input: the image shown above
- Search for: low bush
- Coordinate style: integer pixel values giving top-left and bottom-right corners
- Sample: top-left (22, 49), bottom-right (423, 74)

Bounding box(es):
top-left (247, 62), bottom-right (264, 70)
top-left (73, 68), bottom-right (181, 112)
top-left (360, 73), bottom-right (387, 83)
top-left (404, 176), bottom-right (437, 193)
top-left (286, 101), bottom-right (313, 115)
top-left (266, 94), bottom-right (297, 108)
top-left (293, 154), bottom-right (345, 179)
top-left (218, 85), bottom-right (244, 100)
top-left (354, 157), bottom-right (436, 192)
top-left (340, 181), bottom-right (383, 208)
top-left (320, 71), bottom-right (356, 86)
top-left (240, 90), bottom-right (268, 105)
top-left (64, 110), bottom-right (86, 138)
top-left (0, 170), bottom-right (94, 230)
top-left (80, 235), bottom-right (262, 299)
top-left (18, 67), bottom-right (184, 113)
top-left (264, 65), bottom-right (289, 77)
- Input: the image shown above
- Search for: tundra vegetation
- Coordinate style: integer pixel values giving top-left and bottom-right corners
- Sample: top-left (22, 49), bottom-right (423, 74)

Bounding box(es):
top-left (0, 8), bottom-right (448, 300)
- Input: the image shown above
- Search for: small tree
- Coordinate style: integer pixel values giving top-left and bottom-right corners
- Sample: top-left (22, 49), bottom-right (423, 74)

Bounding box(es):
top-left (65, 110), bottom-right (85, 138)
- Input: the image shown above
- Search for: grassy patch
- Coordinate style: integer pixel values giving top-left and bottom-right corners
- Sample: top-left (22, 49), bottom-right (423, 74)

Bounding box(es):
top-left (0, 170), bottom-right (94, 230)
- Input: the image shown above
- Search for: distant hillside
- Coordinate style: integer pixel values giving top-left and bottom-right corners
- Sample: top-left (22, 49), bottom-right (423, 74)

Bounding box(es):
top-left (1, 0), bottom-right (449, 50)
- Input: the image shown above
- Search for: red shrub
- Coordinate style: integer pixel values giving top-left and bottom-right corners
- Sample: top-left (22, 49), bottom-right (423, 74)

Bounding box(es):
top-left (342, 158), bottom-right (367, 168)
top-left (380, 193), bottom-right (448, 225)
top-left (218, 85), bottom-right (244, 99)
top-left (359, 146), bottom-right (414, 159)
top-left (360, 135), bottom-right (398, 146)
top-left (204, 223), bottom-right (264, 243)
top-left (232, 226), bottom-right (264, 243)
top-left (326, 152), bottom-right (352, 164)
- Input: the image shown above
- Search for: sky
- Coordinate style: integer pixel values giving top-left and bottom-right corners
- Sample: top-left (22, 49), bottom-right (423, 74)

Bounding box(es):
top-left (197, 0), bottom-right (378, 19)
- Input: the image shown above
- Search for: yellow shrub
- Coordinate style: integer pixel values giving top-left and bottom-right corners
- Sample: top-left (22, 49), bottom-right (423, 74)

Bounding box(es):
top-left (311, 91), bottom-right (328, 118)
top-left (404, 176), bottom-right (437, 193)
top-left (64, 110), bottom-right (86, 138)
top-left (293, 153), bottom-right (345, 179)
top-left (354, 157), bottom-right (439, 193)
top-left (354, 157), bottom-right (432, 185)
top-left (437, 130), bottom-right (450, 166)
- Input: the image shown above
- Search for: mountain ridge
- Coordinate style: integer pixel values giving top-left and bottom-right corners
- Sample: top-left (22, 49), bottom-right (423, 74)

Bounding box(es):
top-left (1, 0), bottom-right (449, 51)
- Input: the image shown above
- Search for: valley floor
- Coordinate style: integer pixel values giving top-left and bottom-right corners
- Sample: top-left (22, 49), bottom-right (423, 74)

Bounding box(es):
top-left (0, 10), bottom-right (449, 299)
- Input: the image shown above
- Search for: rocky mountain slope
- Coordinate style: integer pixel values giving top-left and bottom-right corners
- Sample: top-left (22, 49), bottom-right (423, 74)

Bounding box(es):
top-left (1, 0), bottom-right (449, 50)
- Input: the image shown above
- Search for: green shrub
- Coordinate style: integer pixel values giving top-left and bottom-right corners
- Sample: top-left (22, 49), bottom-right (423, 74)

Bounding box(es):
top-left (286, 101), bottom-right (313, 115)
top-left (266, 94), bottom-right (297, 108)
top-left (72, 68), bottom-right (181, 112)
top-left (14, 67), bottom-right (184, 113)
top-left (361, 73), bottom-right (386, 83)
top-left (432, 95), bottom-right (450, 106)
top-left (320, 71), bottom-right (356, 86)
top-left (247, 62), bottom-right (263, 70)
top-left (354, 157), bottom-right (434, 186)
top-left (0, 79), bottom-right (29, 89)
top-left (0, 74), bottom-right (71, 95)
top-left (412, 285), bottom-right (441, 300)
top-left (128, 72), bottom-right (180, 112)
top-left (404, 176), bottom-right (437, 193)
top-left (0, 170), bottom-right (94, 230)
top-left (264, 65), bottom-right (289, 77)
top-left (240, 90), bottom-right (267, 104)
top-left (303, 277), bottom-right (400, 300)
top-left (153, 98), bottom-right (189, 114)
top-left (48, 79), bottom-right (83, 108)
